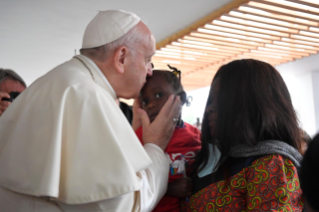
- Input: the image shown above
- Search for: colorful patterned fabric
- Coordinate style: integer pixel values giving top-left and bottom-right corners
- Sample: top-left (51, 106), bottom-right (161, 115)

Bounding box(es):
top-left (181, 154), bottom-right (304, 212)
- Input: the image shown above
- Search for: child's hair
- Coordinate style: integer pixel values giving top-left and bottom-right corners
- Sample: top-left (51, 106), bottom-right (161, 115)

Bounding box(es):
top-left (146, 69), bottom-right (187, 104)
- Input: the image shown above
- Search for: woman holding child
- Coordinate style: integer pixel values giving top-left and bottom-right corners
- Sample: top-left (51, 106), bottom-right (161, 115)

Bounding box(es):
top-left (181, 59), bottom-right (304, 211)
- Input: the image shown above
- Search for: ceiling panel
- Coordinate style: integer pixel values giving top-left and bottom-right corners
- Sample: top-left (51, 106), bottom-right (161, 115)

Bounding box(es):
top-left (154, 0), bottom-right (319, 91)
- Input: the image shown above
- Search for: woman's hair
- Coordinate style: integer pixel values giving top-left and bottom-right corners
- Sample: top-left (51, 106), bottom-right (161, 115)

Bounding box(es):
top-left (300, 133), bottom-right (319, 211)
top-left (145, 70), bottom-right (187, 103)
top-left (192, 59), bottom-right (302, 175)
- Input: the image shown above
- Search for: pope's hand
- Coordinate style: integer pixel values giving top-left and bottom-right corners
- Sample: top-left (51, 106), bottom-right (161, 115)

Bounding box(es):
top-left (138, 95), bottom-right (182, 151)
top-left (132, 98), bottom-right (142, 131)
top-left (0, 92), bottom-right (11, 116)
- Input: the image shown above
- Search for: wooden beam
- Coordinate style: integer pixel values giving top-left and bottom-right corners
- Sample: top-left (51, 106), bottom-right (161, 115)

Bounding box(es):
top-left (156, 0), bottom-right (250, 49)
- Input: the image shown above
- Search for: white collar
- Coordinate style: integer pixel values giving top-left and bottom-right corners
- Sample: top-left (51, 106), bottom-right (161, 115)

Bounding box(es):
top-left (76, 55), bottom-right (117, 100)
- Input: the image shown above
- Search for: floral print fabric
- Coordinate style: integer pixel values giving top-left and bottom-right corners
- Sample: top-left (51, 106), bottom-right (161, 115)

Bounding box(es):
top-left (181, 154), bottom-right (304, 212)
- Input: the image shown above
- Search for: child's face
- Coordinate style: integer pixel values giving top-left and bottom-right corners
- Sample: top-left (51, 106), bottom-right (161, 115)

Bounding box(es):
top-left (140, 75), bottom-right (176, 123)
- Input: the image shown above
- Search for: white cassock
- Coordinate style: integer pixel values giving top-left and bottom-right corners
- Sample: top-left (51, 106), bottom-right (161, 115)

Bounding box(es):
top-left (0, 55), bottom-right (170, 212)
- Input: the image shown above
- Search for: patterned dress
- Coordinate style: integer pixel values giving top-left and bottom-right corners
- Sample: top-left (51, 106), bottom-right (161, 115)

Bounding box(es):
top-left (181, 154), bottom-right (304, 211)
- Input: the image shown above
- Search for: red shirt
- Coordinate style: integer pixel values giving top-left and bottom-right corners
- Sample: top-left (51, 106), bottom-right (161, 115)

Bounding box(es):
top-left (136, 122), bottom-right (201, 212)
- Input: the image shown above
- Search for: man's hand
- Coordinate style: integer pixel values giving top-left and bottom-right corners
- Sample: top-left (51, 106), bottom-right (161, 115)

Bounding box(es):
top-left (166, 177), bottom-right (193, 198)
top-left (0, 92), bottom-right (11, 116)
top-left (139, 95), bottom-right (182, 151)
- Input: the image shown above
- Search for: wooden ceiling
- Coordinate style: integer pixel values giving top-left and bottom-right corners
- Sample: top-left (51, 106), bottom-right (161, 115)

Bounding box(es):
top-left (153, 0), bottom-right (319, 91)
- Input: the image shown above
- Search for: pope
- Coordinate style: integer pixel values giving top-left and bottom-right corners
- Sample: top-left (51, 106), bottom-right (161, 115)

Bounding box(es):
top-left (0, 10), bottom-right (181, 212)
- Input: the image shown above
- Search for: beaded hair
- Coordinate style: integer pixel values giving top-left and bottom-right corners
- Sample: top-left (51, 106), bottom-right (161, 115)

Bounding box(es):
top-left (148, 64), bottom-right (190, 105)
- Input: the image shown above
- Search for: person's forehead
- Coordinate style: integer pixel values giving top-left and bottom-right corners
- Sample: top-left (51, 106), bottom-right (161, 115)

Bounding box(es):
top-left (0, 79), bottom-right (25, 92)
top-left (143, 75), bottom-right (173, 93)
top-left (143, 34), bottom-right (155, 55)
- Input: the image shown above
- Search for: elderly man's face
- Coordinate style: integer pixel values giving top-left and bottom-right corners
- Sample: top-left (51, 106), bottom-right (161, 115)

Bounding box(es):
top-left (0, 79), bottom-right (26, 94)
top-left (124, 34), bottom-right (155, 98)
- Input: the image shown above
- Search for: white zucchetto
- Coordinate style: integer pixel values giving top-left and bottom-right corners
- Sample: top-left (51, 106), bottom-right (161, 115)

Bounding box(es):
top-left (82, 10), bottom-right (141, 49)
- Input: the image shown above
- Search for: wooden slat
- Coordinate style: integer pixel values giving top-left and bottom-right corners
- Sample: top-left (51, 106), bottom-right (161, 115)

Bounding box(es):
top-left (249, 49), bottom-right (303, 59)
top-left (281, 37), bottom-right (319, 47)
top-left (183, 35), bottom-right (258, 49)
top-left (204, 24), bottom-right (281, 39)
top-left (264, 44), bottom-right (317, 54)
top-left (229, 9), bottom-right (309, 30)
top-left (211, 20), bottom-right (290, 37)
top-left (238, 5), bottom-right (318, 26)
top-left (197, 28), bottom-right (273, 43)
top-left (156, 0), bottom-right (250, 50)
top-left (152, 56), bottom-right (215, 66)
top-left (257, 46), bottom-right (310, 57)
top-left (165, 45), bottom-right (237, 57)
top-left (218, 15), bottom-right (299, 33)
top-left (190, 32), bottom-right (266, 46)
top-left (272, 41), bottom-right (319, 51)
top-left (290, 34), bottom-right (319, 43)
top-left (299, 30), bottom-right (319, 39)
top-left (247, 1), bottom-right (319, 21)
top-left (178, 39), bottom-right (250, 52)
top-left (255, 0), bottom-right (319, 16)
top-left (154, 0), bottom-right (319, 91)
top-left (155, 51), bottom-right (228, 61)
top-left (288, 0), bottom-right (319, 8)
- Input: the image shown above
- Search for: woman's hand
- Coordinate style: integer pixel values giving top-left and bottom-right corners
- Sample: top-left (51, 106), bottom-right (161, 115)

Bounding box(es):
top-left (166, 177), bottom-right (193, 198)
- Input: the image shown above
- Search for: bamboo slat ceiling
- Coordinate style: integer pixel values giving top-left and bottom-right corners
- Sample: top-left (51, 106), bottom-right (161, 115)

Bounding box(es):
top-left (153, 0), bottom-right (319, 91)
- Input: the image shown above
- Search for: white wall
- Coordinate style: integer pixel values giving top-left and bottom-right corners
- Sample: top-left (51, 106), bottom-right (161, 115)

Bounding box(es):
top-left (313, 71), bottom-right (319, 135)
top-left (182, 86), bottom-right (210, 125)
top-left (276, 54), bottom-right (319, 137)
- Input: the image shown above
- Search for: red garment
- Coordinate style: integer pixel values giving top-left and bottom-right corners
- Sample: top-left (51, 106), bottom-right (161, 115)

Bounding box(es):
top-left (181, 154), bottom-right (304, 212)
top-left (136, 122), bottom-right (201, 212)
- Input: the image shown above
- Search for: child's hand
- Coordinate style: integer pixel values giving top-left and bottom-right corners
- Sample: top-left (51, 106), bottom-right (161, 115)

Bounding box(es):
top-left (166, 177), bottom-right (193, 198)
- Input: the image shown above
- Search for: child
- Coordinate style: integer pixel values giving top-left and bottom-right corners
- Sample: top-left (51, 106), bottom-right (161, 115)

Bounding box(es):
top-left (135, 69), bottom-right (201, 212)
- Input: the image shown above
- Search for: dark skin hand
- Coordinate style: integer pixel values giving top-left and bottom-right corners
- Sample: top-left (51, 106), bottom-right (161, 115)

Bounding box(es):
top-left (166, 177), bottom-right (193, 198)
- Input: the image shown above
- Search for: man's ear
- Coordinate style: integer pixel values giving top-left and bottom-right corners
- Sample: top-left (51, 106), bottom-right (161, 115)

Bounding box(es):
top-left (113, 46), bottom-right (128, 74)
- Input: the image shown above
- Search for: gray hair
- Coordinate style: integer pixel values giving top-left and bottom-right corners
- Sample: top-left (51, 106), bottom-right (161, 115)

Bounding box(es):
top-left (80, 22), bottom-right (149, 61)
top-left (0, 68), bottom-right (27, 88)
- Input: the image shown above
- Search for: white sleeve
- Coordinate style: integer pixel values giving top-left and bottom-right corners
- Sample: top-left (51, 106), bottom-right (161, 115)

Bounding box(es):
top-left (137, 143), bottom-right (170, 212)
